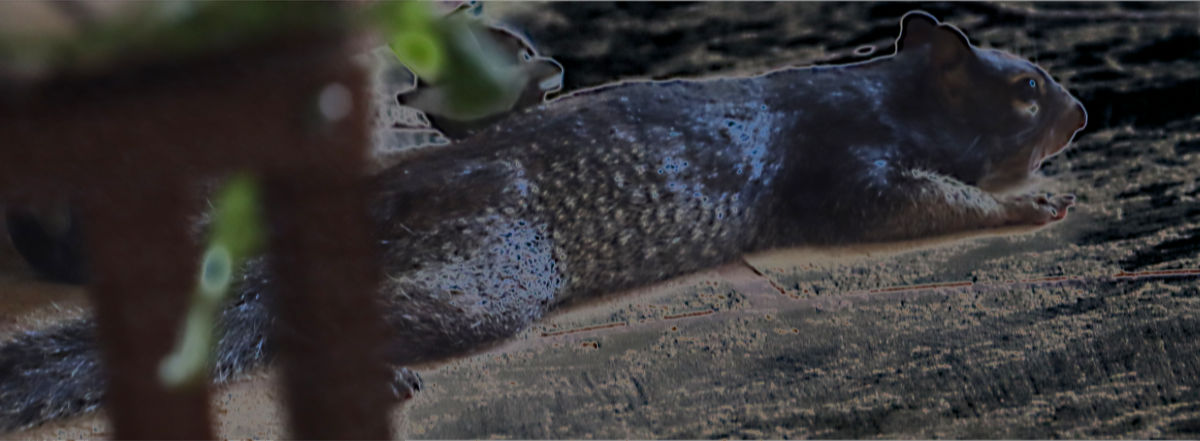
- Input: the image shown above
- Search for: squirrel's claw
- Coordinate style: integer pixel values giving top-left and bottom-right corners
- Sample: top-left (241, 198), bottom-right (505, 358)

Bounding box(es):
top-left (1006, 192), bottom-right (1075, 226)
top-left (391, 367), bottom-right (424, 402)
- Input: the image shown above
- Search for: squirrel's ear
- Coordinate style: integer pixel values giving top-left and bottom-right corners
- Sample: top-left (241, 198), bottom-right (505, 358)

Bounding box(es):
top-left (896, 11), bottom-right (973, 67)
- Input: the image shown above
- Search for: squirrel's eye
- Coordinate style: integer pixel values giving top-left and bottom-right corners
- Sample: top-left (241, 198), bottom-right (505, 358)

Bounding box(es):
top-left (1028, 78), bottom-right (1037, 89)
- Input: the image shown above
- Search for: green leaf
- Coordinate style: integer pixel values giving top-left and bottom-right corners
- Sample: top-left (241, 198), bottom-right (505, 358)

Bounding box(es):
top-left (210, 172), bottom-right (265, 262)
top-left (390, 31), bottom-right (443, 81)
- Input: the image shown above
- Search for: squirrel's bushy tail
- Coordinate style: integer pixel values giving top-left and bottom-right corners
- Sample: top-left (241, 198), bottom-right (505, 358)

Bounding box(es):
top-left (0, 268), bottom-right (275, 433)
top-left (0, 319), bottom-right (103, 431)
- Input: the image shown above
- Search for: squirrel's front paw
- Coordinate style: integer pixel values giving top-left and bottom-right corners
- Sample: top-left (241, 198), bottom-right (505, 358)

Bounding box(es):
top-left (391, 367), bottom-right (423, 401)
top-left (1004, 193), bottom-right (1076, 226)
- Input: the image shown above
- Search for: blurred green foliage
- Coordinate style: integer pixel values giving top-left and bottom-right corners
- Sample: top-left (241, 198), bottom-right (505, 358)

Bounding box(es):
top-left (0, 2), bottom-right (344, 77)
top-left (207, 173), bottom-right (266, 265)
top-left (375, 1), bottom-right (534, 121)
top-left (161, 173), bottom-right (265, 388)
top-left (377, 1), bottom-right (444, 80)
top-left (1, 1), bottom-right (528, 122)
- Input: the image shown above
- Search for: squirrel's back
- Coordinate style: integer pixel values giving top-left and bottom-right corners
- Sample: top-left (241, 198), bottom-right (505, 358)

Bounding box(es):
top-left (366, 77), bottom-right (791, 360)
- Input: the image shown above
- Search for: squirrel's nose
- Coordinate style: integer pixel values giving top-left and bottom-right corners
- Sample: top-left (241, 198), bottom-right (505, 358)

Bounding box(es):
top-left (1072, 102), bottom-right (1087, 131)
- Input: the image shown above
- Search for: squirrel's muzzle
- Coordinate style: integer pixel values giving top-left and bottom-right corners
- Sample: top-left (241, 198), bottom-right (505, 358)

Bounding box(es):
top-left (1030, 100), bottom-right (1087, 173)
top-left (1058, 101), bottom-right (1087, 151)
top-left (1070, 102), bottom-right (1087, 132)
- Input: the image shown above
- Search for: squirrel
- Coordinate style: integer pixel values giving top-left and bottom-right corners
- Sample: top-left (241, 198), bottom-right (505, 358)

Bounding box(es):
top-left (0, 11), bottom-right (1086, 432)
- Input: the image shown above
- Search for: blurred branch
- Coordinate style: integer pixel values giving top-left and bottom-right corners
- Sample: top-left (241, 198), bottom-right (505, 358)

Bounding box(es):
top-left (161, 173), bottom-right (265, 388)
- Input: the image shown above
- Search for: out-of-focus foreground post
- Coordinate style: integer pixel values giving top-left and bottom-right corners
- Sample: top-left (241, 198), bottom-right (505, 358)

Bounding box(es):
top-left (0, 2), bottom-right (391, 438)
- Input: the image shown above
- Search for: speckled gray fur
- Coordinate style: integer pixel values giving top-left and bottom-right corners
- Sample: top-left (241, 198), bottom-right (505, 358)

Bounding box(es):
top-left (0, 12), bottom-right (1088, 431)
top-left (362, 76), bottom-right (790, 362)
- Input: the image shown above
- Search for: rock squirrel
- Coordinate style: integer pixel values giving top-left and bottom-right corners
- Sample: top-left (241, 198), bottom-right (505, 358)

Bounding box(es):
top-left (0, 11), bottom-right (1086, 432)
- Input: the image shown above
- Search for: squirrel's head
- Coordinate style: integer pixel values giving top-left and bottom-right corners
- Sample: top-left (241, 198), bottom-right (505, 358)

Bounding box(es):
top-left (895, 11), bottom-right (1087, 192)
